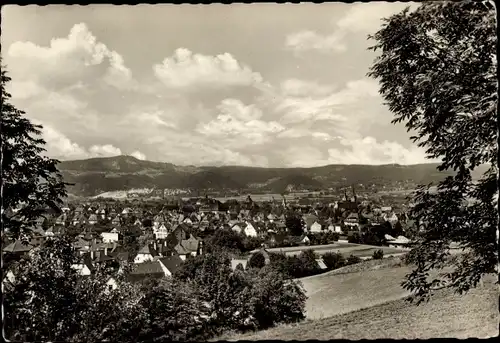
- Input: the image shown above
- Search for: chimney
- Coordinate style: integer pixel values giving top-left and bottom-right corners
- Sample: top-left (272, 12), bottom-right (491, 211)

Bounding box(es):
top-left (104, 246), bottom-right (108, 256)
top-left (90, 250), bottom-right (95, 260)
top-left (153, 240), bottom-right (157, 251)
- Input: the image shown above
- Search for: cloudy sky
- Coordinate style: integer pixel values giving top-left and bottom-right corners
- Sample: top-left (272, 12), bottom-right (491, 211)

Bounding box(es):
top-left (2, 3), bottom-right (431, 168)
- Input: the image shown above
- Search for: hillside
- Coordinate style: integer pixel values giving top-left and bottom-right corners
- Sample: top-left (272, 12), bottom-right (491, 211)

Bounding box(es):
top-left (57, 155), bottom-right (479, 197)
top-left (216, 265), bottom-right (498, 340)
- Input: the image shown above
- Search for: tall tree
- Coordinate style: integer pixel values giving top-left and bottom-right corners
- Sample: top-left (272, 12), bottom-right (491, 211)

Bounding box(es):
top-left (368, 1), bottom-right (497, 303)
top-left (1, 66), bottom-right (69, 241)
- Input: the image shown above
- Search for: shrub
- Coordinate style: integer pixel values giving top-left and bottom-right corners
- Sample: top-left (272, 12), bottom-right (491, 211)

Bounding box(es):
top-left (347, 232), bottom-right (361, 244)
top-left (248, 252), bottom-right (266, 269)
top-left (247, 267), bottom-right (307, 330)
top-left (322, 252), bottom-right (346, 270)
top-left (373, 249), bottom-right (384, 260)
top-left (346, 254), bottom-right (362, 266)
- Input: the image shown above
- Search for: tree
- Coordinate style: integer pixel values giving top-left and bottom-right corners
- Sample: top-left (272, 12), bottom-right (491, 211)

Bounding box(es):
top-left (373, 249), bottom-right (384, 260)
top-left (285, 212), bottom-right (304, 236)
top-left (1, 66), bottom-right (69, 242)
top-left (207, 228), bottom-right (245, 253)
top-left (248, 251), bottom-right (266, 269)
top-left (368, 1), bottom-right (498, 304)
top-left (3, 236), bottom-right (140, 342)
top-left (322, 252), bottom-right (346, 270)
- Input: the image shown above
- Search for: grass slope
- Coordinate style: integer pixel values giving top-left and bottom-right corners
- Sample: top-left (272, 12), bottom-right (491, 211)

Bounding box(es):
top-left (220, 276), bottom-right (498, 340)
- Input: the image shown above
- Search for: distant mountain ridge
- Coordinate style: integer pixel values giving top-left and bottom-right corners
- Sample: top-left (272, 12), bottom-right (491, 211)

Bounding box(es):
top-left (58, 155), bottom-right (482, 197)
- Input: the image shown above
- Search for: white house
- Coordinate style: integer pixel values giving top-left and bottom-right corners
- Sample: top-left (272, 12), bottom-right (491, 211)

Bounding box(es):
top-left (101, 231), bottom-right (120, 243)
top-left (244, 222), bottom-right (258, 237)
top-left (134, 244), bottom-right (159, 264)
top-left (310, 221), bottom-right (322, 233)
top-left (154, 223), bottom-right (169, 240)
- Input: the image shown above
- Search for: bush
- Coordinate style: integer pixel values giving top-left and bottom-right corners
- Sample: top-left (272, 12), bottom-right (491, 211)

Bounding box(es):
top-left (248, 252), bottom-right (266, 269)
top-left (373, 249), bottom-right (384, 260)
top-left (322, 252), bottom-right (346, 270)
top-left (346, 254), bottom-right (362, 266)
top-left (347, 232), bottom-right (361, 244)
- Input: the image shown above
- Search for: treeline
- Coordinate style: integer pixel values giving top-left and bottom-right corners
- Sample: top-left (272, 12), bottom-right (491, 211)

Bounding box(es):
top-left (246, 249), bottom-right (362, 279)
top-left (4, 236), bottom-right (307, 342)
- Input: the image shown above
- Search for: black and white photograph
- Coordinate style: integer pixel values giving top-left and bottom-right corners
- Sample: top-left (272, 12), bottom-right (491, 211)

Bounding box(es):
top-left (1, 2), bottom-right (498, 341)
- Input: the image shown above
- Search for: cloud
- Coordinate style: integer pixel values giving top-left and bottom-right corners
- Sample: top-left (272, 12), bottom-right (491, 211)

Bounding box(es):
top-left (7, 23), bottom-right (135, 90)
top-left (327, 136), bottom-right (430, 165)
top-left (277, 78), bottom-right (378, 125)
top-left (88, 144), bottom-right (122, 157)
top-left (40, 125), bottom-right (122, 160)
top-left (285, 30), bottom-right (347, 54)
top-left (131, 151), bottom-right (147, 160)
top-left (286, 3), bottom-right (419, 54)
top-left (42, 125), bottom-right (88, 160)
top-left (280, 79), bottom-right (336, 97)
top-left (336, 2), bottom-right (419, 33)
top-left (153, 48), bottom-right (263, 90)
top-left (197, 99), bottom-right (285, 146)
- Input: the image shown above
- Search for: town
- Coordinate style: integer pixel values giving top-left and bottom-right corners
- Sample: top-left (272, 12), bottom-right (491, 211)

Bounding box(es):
top-left (4, 186), bottom-right (415, 283)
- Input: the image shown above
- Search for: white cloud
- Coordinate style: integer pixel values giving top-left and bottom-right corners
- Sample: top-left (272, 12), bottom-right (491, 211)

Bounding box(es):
top-left (42, 125), bottom-right (88, 160)
top-left (197, 99), bottom-right (285, 145)
top-left (285, 30), bottom-right (347, 54)
top-left (7, 23), bottom-right (135, 90)
top-left (327, 136), bottom-right (430, 165)
top-left (286, 3), bottom-right (419, 54)
top-left (88, 144), bottom-right (122, 158)
top-left (131, 151), bottom-right (146, 160)
top-left (277, 78), bottom-right (378, 125)
top-left (280, 79), bottom-right (336, 97)
top-left (336, 2), bottom-right (419, 33)
top-left (40, 125), bottom-right (122, 160)
top-left (153, 48), bottom-right (263, 90)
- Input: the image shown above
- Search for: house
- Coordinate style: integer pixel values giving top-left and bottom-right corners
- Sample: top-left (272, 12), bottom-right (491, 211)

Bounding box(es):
top-left (174, 236), bottom-right (202, 260)
top-left (267, 214), bottom-right (276, 222)
top-left (101, 231), bottom-right (121, 243)
top-left (134, 244), bottom-right (159, 264)
top-left (310, 221), bottom-right (322, 233)
top-left (3, 240), bottom-right (34, 256)
top-left (71, 253), bottom-right (94, 276)
top-left (316, 258), bottom-right (327, 270)
top-left (157, 255), bottom-right (183, 276)
top-left (55, 214), bottom-right (66, 226)
top-left (344, 212), bottom-right (359, 228)
top-left (244, 222), bottom-right (258, 237)
top-left (127, 261), bottom-right (166, 282)
top-left (387, 235), bottom-right (413, 250)
top-left (384, 212), bottom-right (399, 225)
top-left (154, 223), bottom-right (169, 240)
top-left (231, 223), bottom-right (244, 234)
top-left (111, 216), bottom-right (121, 227)
top-left (231, 258), bottom-right (248, 271)
top-left (381, 206), bottom-right (392, 213)
top-left (303, 214), bottom-right (318, 230)
top-left (88, 214), bottom-right (98, 225)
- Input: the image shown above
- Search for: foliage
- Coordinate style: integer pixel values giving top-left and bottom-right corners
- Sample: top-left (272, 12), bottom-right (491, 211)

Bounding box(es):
top-left (173, 253), bottom-right (206, 281)
top-left (347, 232), bottom-right (361, 244)
top-left (248, 251), bottom-right (266, 269)
top-left (373, 249), bottom-right (384, 260)
top-left (285, 212), bottom-right (304, 236)
top-left (207, 228), bottom-right (245, 253)
top-left (136, 278), bottom-right (210, 342)
top-left (246, 267), bottom-right (307, 330)
top-left (322, 252), bottom-right (346, 270)
top-left (3, 236), bottom-right (139, 342)
top-left (346, 254), bottom-right (362, 266)
top-left (368, 1), bottom-right (498, 303)
top-left (1, 67), bottom-right (69, 242)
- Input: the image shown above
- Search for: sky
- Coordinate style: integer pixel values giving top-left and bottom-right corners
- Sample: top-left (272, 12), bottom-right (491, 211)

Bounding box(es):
top-left (1, 3), bottom-right (431, 168)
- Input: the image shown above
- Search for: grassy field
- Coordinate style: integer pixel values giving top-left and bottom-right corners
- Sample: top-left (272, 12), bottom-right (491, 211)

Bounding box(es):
top-left (299, 263), bottom-right (412, 320)
top-left (219, 275), bottom-right (498, 340)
